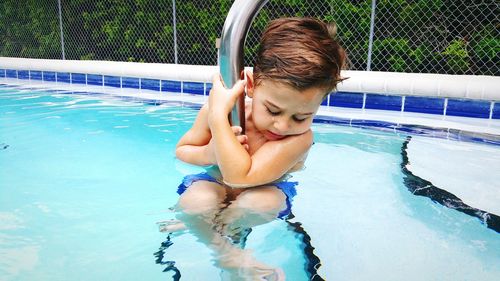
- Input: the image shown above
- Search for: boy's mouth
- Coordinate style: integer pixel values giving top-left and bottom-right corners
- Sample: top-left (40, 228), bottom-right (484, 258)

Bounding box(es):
top-left (264, 130), bottom-right (285, 141)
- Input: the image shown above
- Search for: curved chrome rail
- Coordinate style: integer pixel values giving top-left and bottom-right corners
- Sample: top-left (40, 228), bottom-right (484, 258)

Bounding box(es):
top-left (218, 0), bottom-right (269, 133)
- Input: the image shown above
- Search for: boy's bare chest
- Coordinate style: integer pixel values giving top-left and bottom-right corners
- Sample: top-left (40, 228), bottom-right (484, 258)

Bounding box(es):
top-left (244, 119), bottom-right (267, 156)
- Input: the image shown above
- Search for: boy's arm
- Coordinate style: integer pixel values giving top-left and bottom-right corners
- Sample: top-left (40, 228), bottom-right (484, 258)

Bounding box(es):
top-left (208, 76), bottom-right (312, 187)
top-left (225, 132), bottom-right (312, 187)
top-left (175, 104), bottom-right (215, 166)
top-left (176, 103), bottom-right (247, 166)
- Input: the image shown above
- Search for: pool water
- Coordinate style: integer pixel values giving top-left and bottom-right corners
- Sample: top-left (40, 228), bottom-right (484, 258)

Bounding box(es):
top-left (0, 86), bottom-right (499, 281)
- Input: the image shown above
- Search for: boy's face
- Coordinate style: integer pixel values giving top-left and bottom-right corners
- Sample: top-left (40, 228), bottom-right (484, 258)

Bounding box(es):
top-left (249, 79), bottom-right (325, 141)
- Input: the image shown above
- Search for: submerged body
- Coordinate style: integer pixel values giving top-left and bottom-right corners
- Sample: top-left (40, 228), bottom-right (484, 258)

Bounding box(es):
top-left (173, 74), bottom-right (326, 279)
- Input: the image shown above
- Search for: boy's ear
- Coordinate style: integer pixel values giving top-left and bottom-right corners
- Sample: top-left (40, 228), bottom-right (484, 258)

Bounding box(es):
top-left (245, 70), bottom-right (255, 98)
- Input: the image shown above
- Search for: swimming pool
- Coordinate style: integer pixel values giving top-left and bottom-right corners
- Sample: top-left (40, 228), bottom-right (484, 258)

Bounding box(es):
top-left (1, 83), bottom-right (499, 280)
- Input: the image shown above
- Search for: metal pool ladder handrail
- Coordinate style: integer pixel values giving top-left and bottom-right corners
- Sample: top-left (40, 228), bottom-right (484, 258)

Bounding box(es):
top-left (218, 0), bottom-right (269, 133)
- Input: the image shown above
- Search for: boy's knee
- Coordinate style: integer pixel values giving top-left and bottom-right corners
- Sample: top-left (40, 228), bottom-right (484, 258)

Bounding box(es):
top-left (177, 181), bottom-right (226, 214)
top-left (235, 186), bottom-right (286, 214)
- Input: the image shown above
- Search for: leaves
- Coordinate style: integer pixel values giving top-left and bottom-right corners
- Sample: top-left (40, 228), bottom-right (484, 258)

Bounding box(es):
top-left (0, 0), bottom-right (497, 75)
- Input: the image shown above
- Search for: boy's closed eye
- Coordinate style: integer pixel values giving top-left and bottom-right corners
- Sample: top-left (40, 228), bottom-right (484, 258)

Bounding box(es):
top-left (266, 106), bottom-right (280, 116)
top-left (292, 116), bottom-right (308, 122)
top-left (265, 106), bottom-right (309, 122)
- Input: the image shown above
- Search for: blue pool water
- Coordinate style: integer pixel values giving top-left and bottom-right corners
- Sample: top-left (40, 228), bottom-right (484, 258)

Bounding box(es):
top-left (0, 85), bottom-right (499, 281)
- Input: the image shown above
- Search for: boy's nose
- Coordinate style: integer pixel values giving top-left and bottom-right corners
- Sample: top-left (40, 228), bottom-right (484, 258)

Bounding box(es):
top-left (273, 117), bottom-right (290, 133)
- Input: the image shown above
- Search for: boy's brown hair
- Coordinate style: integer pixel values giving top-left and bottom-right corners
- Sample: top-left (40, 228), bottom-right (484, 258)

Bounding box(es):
top-left (253, 17), bottom-right (346, 93)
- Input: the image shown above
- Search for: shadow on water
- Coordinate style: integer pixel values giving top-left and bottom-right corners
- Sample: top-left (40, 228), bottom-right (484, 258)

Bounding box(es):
top-left (1, 142), bottom-right (9, 150)
top-left (154, 234), bottom-right (182, 280)
top-left (400, 136), bottom-right (500, 233)
top-left (285, 213), bottom-right (325, 281)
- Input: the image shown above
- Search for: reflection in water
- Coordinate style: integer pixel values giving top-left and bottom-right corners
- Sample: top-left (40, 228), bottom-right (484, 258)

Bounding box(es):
top-left (155, 185), bottom-right (325, 280)
top-left (154, 234), bottom-right (181, 280)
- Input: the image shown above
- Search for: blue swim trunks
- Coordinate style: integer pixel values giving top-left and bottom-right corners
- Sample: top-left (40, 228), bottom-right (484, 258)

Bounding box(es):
top-left (177, 172), bottom-right (298, 219)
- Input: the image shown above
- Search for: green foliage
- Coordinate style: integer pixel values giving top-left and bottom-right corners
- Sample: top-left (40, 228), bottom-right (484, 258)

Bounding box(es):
top-left (471, 26), bottom-right (499, 75)
top-left (475, 38), bottom-right (500, 60)
top-left (0, 0), bottom-right (497, 75)
top-left (372, 38), bottom-right (412, 72)
top-left (442, 39), bottom-right (469, 73)
top-left (0, 0), bottom-right (61, 59)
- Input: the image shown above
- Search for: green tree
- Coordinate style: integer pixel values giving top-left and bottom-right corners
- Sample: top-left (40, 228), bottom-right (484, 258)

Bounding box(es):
top-left (0, 0), bottom-right (61, 59)
top-left (0, 0), bottom-right (497, 75)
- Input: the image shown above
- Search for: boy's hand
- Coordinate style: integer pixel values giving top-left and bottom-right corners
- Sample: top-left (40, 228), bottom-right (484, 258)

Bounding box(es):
top-left (208, 74), bottom-right (246, 127)
top-left (231, 126), bottom-right (249, 151)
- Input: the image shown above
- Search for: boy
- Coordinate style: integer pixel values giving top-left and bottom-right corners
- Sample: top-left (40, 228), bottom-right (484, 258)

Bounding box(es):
top-left (172, 17), bottom-right (345, 278)
top-left (175, 17), bottom-right (345, 216)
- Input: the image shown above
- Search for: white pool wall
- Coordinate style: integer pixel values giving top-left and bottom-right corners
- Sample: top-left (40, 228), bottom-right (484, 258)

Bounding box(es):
top-left (1, 57), bottom-right (499, 101)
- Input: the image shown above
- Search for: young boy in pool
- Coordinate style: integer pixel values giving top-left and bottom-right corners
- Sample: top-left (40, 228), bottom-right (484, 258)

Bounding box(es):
top-left (172, 17), bottom-right (345, 278)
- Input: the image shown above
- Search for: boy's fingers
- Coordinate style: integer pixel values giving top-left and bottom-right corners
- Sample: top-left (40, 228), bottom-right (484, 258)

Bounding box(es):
top-left (212, 74), bottom-right (224, 89)
top-left (224, 79), bottom-right (246, 104)
top-left (231, 79), bottom-right (246, 96)
top-left (231, 126), bottom-right (243, 135)
top-left (213, 74), bottom-right (246, 92)
top-left (236, 135), bottom-right (247, 144)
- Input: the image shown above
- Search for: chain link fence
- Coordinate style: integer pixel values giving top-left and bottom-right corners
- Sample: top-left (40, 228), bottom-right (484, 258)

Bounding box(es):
top-left (1, 0), bottom-right (498, 75)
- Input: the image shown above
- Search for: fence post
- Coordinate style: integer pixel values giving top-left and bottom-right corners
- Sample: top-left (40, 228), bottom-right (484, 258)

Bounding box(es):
top-left (57, 0), bottom-right (65, 60)
top-left (366, 0), bottom-right (376, 71)
top-left (172, 0), bottom-right (178, 64)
